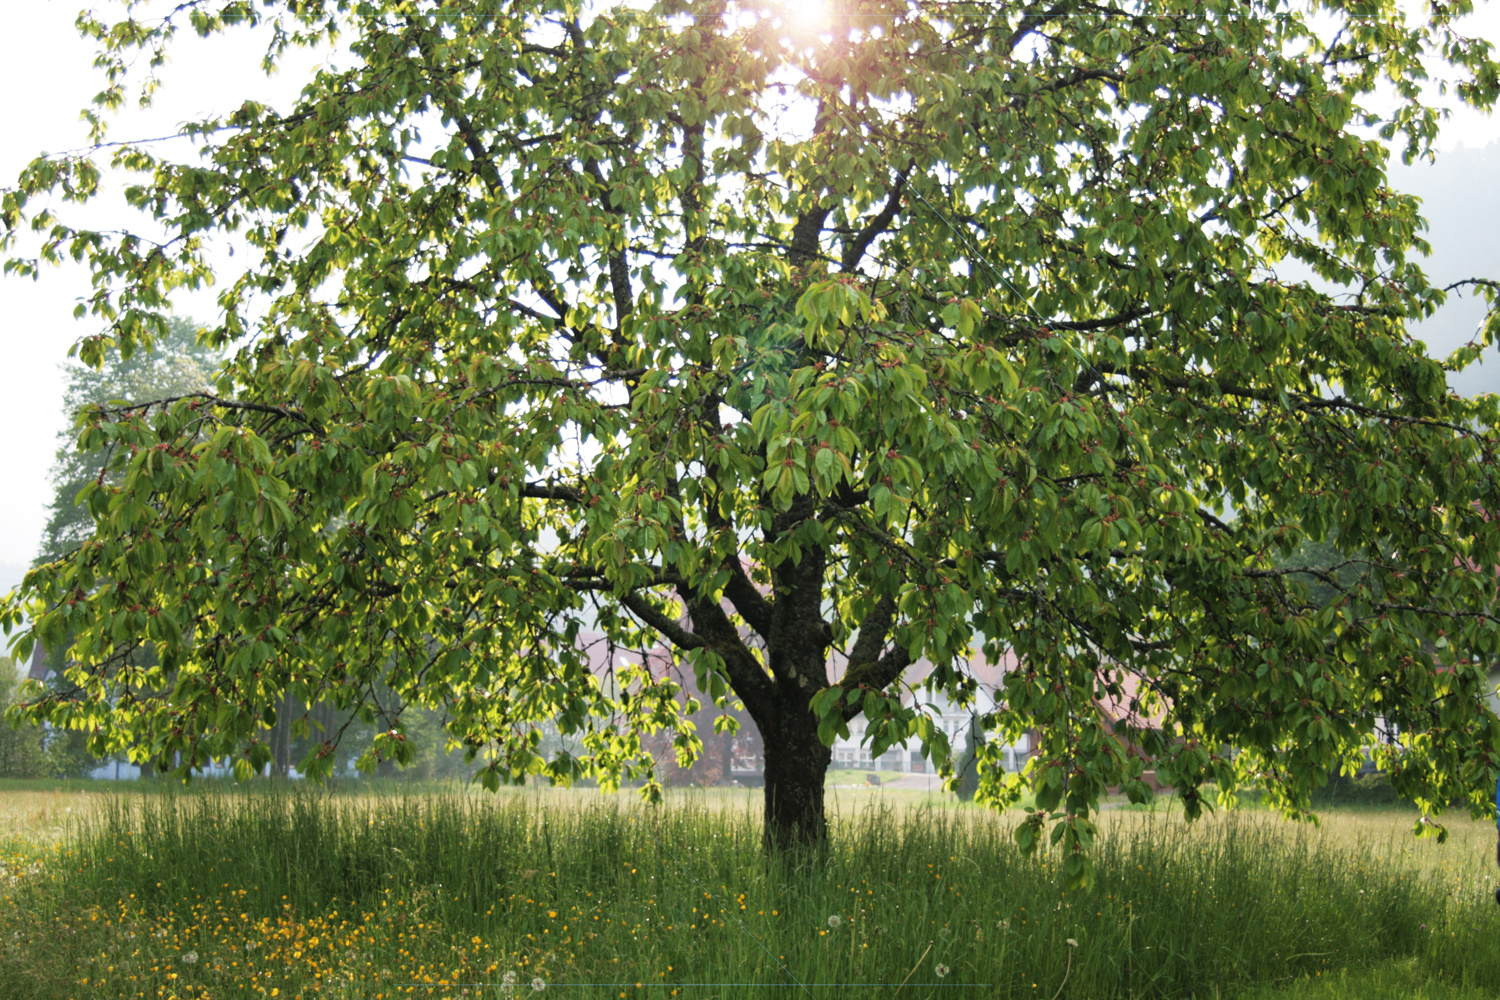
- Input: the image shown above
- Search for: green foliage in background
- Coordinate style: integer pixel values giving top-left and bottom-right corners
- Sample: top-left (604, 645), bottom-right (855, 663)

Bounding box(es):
top-left (20, 317), bottom-right (220, 778)
top-left (2, 0), bottom-right (1500, 868)
top-left (0, 657), bottom-right (48, 779)
top-left (0, 656), bottom-right (93, 779)
top-left (1311, 770), bottom-right (1412, 809)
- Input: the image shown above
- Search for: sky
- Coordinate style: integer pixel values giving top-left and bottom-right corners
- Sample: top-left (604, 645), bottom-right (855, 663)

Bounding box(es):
top-left (0, 0), bottom-right (1498, 597)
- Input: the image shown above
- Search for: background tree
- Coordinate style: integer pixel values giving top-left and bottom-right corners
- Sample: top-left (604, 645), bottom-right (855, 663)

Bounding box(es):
top-left (23, 317), bottom-right (220, 778)
top-left (36, 316), bottom-right (221, 567)
top-left (0, 656), bottom-right (93, 778)
top-left (0, 656), bottom-right (49, 779)
top-left (5, 0), bottom-right (1500, 875)
top-left (30, 315), bottom-right (220, 675)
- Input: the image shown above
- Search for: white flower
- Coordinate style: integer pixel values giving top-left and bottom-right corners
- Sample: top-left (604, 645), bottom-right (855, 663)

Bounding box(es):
top-left (531, 978), bottom-right (546, 992)
top-left (935, 964), bottom-right (950, 978)
top-left (827, 915), bottom-right (843, 929)
top-left (181, 951), bottom-right (198, 964)
top-left (1066, 938), bottom-right (1078, 948)
top-left (502, 971), bottom-right (518, 986)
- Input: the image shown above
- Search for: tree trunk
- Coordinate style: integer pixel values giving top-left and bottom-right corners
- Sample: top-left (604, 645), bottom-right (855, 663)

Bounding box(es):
top-left (269, 694), bottom-right (293, 778)
top-left (955, 716), bottom-right (981, 802)
top-left (758, 703), bottom-right (832, 851)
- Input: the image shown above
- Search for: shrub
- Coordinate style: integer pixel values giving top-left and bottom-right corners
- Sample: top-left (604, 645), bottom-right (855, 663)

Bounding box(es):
top-left (1312, 771), bottom-right (1413, 808)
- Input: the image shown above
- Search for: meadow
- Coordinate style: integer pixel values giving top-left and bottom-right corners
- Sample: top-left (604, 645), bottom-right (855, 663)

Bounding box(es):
top-left (0, 781), bottom-right (1495, 1000)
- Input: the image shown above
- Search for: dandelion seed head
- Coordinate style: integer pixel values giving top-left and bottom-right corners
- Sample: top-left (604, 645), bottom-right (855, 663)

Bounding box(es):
top-left (935, 964), bottom-right (950, 978)
top-left (532, 978), bottom-right (546, 992)
top-left (827, 915), bottom-right (842, 929)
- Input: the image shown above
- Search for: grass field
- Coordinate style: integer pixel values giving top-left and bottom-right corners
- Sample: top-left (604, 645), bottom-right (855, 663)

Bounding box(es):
top-left (0, 781), bottom-right (1495, 999)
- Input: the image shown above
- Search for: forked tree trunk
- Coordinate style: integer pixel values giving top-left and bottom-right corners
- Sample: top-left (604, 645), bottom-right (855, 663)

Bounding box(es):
top-left (757, 700), bottom-right (832, 851)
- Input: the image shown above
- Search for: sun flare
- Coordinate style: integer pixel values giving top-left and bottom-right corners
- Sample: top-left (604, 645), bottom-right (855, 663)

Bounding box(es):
top-left (785, 0), bottom-right (831, 40)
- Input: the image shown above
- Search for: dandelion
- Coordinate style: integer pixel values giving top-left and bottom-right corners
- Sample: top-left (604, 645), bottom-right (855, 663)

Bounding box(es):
top-left (1066, 939), bottom-right (1078, 948)
top-left (182, 951), bottom-right (199, 964)
top-left (827, 915), bottom-right (842, 929)
top-left (935, 964), bottom-right (950, 978)
top-left (503, 971), bottom-right (519, 986)
top-left (532, 978), bottom-right (546, 992)
top-left (999, 919), bottom-right (1010, 931)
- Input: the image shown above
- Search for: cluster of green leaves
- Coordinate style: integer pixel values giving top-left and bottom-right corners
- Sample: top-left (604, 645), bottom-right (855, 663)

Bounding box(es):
top-left (2, 0), bottom-right (1500, 870)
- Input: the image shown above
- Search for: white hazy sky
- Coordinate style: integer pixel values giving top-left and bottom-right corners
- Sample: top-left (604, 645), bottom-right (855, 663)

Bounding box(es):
top-left (1, 0), bottom-right (1498, 592)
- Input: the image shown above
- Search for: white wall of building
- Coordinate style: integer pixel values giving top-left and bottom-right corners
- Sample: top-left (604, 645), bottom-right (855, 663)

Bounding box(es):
top-left (829, 685), bottom-right (1031, 774)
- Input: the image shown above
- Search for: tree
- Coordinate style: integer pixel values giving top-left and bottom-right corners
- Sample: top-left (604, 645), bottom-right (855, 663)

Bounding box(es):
top-left (0, 656), bottom-right (93, 778)
top-left (23, 315), bottom-right (218, 779)
top-left (4, 0), bottom-right (1500, 875)
top-left (0, 657), bottom-right (49, 778)
top-left (35, 316), bottom-right (223, 568)
top-left (29, 315), bottom-right (221, 701)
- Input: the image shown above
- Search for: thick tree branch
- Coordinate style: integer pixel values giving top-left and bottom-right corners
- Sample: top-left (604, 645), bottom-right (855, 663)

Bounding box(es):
top-left (721, 559), bottom-right (774, 641)
top-left (676, 584), bottom-right (777, 716)
top-left (619, 592), bottom-right (705, 650)
top-left (841, 164), bottom-right (911, 271)
top-left (520, 482), bottom-right (586, 504)
top-left (582, 161), bottom-right (633, 328)
top-left (844, 593), bottom-right (897, 684)
top-left (1096, 360), bottom-right (1480, 435)
top-left (1004, 3), bottom-right (1070, 54)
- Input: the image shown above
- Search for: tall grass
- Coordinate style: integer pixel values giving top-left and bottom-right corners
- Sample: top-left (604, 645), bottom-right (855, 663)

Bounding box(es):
top-left (1, 788), bottom-right (1497, 999)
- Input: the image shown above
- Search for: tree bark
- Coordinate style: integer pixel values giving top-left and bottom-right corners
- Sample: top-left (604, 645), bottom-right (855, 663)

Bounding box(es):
top-left (757, 695), bottom-right (832, 851)
top-left (271, 695), bottom-right (293, 778)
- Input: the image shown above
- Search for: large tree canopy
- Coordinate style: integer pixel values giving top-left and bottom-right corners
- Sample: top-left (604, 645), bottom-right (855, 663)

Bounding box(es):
top-left (5, 0), bottom-right (1500, 874)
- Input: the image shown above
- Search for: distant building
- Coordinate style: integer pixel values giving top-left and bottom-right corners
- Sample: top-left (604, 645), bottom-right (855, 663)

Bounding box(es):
top-left (89, 758), bottom-right (143, 781)
top-left (830, 649), bottom-right (1034, 775)
top-left (568, 629), bottom-right (763, 787)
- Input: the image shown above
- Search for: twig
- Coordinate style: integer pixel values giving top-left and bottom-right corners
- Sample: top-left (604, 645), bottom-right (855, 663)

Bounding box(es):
top-left (1048, 944), bottom-right (1073, 1000)
top-left (892, 940), bottom-right (934, 997)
